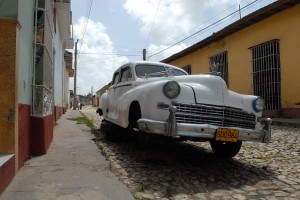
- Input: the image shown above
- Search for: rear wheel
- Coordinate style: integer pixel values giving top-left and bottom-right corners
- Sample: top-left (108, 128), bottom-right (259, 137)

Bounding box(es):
top-left (127, 102), bottom-right (141, 133)
top-left (210, 140), bottom-right (242, 158)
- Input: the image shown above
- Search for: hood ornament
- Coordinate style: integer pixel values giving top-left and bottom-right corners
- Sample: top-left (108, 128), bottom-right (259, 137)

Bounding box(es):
top-left (166, 67), bottom-right (173, 77)
top-left (210, 63), bottom-right (221, 76)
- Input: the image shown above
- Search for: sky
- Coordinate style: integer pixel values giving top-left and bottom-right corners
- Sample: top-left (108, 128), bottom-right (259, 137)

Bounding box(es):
top-left (70, 0), bottom-right (275, 95)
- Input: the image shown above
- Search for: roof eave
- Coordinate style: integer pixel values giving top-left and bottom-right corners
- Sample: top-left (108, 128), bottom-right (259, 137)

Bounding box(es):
top-left (162, 0), bottom-right (300, 63)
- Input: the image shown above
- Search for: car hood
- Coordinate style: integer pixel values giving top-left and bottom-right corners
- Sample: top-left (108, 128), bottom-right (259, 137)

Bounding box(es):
top-left (173, 74), bottom-right (245, 109)
top-left (135, 74), bottom-right (252, 111)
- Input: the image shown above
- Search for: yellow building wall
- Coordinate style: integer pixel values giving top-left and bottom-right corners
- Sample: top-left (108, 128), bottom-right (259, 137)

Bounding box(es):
top-left (0, 20), bottom-right (18, 154)
top-left (169, 4), bottom-right (300, 109)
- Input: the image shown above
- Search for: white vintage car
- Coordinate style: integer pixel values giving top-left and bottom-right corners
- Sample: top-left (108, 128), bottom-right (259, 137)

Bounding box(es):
top-left (98, 61), bottom-right (271, 158)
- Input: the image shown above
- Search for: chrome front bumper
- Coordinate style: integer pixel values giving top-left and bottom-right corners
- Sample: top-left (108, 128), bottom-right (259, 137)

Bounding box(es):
top-left (138, 106), bottom-right (272, 143)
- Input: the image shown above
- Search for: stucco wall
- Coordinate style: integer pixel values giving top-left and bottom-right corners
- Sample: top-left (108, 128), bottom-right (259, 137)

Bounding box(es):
top-left (169, 4), bottom-right (300, 109)
top-left (54, 17), bottom-right (65, 108)
top-left (0, 0), bottom-right (18, 19)
top-left (18, 0), bottom-right (35, 105)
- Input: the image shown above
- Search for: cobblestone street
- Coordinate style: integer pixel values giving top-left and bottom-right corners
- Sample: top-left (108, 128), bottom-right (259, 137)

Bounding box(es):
top-left (81, 107), bottom-right (300, 200)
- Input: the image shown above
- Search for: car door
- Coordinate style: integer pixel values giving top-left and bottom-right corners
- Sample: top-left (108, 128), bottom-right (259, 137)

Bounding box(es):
top-left (106, 70), bottom-right (121, 122)
top-left (114, 66), bottom-right (134, 124)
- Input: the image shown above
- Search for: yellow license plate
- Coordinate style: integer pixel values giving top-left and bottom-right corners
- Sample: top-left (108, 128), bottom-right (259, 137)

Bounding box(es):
top-left (215, 128), bottom-right (239, 142)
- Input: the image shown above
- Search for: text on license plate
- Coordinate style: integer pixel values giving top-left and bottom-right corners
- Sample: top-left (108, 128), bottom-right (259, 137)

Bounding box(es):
top-left (215, 128), bottom-right (239, 142)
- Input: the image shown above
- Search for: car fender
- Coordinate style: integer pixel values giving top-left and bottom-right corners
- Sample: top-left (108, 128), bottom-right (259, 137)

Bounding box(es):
top-left (99, 92), bottom-right (108, 118)
top-left (112, 80), bottom-right (169, 127)
top-left (116, 80), bottom-right (195, 128)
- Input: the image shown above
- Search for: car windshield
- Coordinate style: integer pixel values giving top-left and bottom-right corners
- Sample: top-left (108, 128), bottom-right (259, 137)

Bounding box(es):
top-left (135, 64), bottom-right (187, 78)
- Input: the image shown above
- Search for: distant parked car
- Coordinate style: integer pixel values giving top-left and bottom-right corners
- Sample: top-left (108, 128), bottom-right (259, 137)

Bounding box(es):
top-left (97, 61), bottom-right (271, 158)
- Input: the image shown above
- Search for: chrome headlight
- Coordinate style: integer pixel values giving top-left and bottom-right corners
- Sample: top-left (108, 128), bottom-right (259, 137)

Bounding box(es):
top-left (163, 81), bottom-right (181, 99)
top-left (252, 97), bottom-right (265, 112)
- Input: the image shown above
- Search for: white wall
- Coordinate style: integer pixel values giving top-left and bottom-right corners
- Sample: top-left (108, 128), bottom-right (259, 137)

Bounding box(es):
top-left (17, 0), bottom-right (35, 105)
top-left (53, 16), bottom-right (65, 108)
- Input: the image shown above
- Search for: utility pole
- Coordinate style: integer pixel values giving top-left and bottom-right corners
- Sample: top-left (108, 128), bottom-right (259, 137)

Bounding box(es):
top-left (73, 39), bottom-right (79, 110)
top-left (91, 86), bottom-right (93, 106)
top-left (143, 49), bottom-right (146, 61)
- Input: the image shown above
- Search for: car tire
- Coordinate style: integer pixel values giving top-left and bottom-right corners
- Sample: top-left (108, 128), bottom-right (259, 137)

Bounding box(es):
top-left (128, 102), bottom-right (141, 134)
top-left (209, 140), bottom-right (242, 158)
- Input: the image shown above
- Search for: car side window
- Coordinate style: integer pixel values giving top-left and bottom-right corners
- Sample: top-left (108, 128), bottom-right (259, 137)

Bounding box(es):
top-left (120, 67), bottom-right (132, 83)
top-left (112, 72), bottom-right (120, 85)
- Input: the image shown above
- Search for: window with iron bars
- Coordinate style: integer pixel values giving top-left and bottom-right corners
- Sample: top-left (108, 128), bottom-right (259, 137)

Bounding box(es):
top-left (250, 39), bottom-right (281, 111)
top-left (182, 65), bottom-right (191, 75)
top-left (209, 51), bottom-right (228, 86)
top-left (32, 0), bottom-right (54, 117)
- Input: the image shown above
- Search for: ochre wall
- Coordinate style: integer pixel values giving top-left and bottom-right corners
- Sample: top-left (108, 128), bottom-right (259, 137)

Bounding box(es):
top-left (169, 4), bottom-right (300, 110)
top-left (0, 19), bottom-right (18, 154)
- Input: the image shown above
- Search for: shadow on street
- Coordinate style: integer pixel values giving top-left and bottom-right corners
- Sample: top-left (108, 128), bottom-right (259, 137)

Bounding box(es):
top-left (94, 128), bottom-right (276, 197)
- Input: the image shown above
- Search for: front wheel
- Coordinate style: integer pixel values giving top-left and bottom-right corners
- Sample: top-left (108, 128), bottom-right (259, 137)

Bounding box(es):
top-left (210, 140), bottom-right (242, 158)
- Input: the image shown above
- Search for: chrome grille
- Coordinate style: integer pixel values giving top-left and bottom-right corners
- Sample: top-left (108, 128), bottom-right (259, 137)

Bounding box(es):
top-left (173, 102), bottom-right (256, 129)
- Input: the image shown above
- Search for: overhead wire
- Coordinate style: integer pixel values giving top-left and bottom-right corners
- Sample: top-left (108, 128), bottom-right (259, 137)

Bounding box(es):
top-left (76, 0), bottom-right (143, 61)
top-left (78, 54), bottom-right (141, 57)
top-left (78, 0), bottom-right (94, 53)
top-left (146, 0), bottom-right (162, 42)
top-left (172, 1), bottom-right (240, 46)
top-left (147, 0), bottom-right (262, 59)
top-left (78, 50), bottom-right (141, 54)
top-left (181, 1), bottom-right (266, 46)
top-left (75, 0), bottom-right (268, 62)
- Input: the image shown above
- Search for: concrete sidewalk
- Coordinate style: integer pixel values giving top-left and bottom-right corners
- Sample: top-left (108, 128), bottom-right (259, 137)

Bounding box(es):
top-left (0, 110), bottom-right (134, 200)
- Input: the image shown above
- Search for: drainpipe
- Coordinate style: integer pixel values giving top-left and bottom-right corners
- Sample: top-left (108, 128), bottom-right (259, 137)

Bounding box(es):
top-left (73, 39), bottom-right (78, 110)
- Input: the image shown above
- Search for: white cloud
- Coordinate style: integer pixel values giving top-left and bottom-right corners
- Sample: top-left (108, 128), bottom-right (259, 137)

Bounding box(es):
top-left (123, 0), bottom-right (254, 60)
top-left (124, 0), bottom-right (236, 44)
top-left (70, 0), bottom-right (275, 94)
top-left (70, 17), bottom-right (129, 95)
top-left (147, 43), bottom-right (188, 61)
